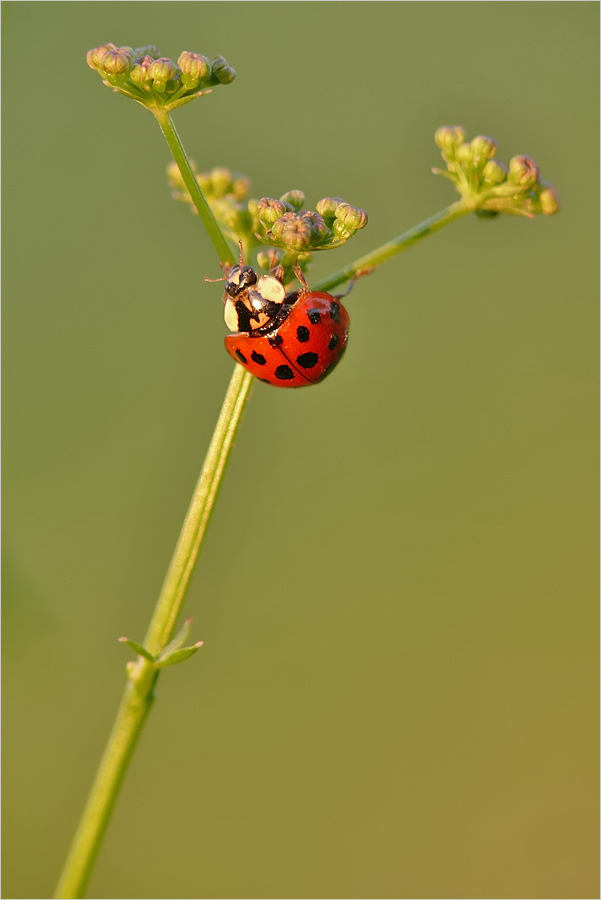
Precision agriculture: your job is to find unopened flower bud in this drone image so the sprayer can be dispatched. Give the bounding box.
[196,171,211,194]
[335,203,368,230]
[539,186,559,215]
[271,213,312,250]
[315,197,345,220]
[130,55,153,85]
[167,160,188,191]
[434,125,465,153]
[455,143,473,165]
[470,135,497,161]
[211,56,236,84]
[148,57,179,92]
[256,249,284,271]
[257,197,287,224]
[300,212,329,241]
[210,167,233,198]
[178,51,211,87]
[332,220,354,241]
[482,160,507,185]
[101,46,134,75]
[280,190,304,212]
[87,43,116,70]
[133,45,160,60]
[508,155,539,188]
[231,176,250,200]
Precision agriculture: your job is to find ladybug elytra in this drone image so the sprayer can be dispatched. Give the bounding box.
[221,262,350,387]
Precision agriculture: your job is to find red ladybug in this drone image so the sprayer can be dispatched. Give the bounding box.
[221,263,350,387]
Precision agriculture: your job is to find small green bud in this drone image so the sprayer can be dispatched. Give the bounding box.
[231,176,251,201]
[212,198,245,232]
[167,160,184,187]
[87,43,116,70]
[335,203,368,231]
[508,155,539,188]
[300,211,329,241]
[475,209,500,220]
[434,125,465,153]
[211,55,236,84]
[210,167,233,198]
[455,143,473,165]
[482,160,507,185]
[196,171,212,194]
[130,55,153,85]
[539,185,559,215]
[315,197,345,220]
[470,135,497,161]
[332,220,354,241]
[148,57,179,92]
[271,213,312,250]
[178,51,211,87]
[257,197,287,224]
[280,190,305,212]
[257,249,284,271]
[133,45,160,60]
[100,45,134,76]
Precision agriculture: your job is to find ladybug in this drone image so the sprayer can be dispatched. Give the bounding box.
[220,261,350,387]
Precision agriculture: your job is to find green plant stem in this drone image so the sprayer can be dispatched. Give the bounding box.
[153,109,236,266]
[54,364,253,899]
[313,200,470,293]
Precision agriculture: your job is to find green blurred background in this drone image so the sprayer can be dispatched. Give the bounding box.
[3,3,598,898]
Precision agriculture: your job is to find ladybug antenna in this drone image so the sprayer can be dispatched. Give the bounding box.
[238,240,245,266]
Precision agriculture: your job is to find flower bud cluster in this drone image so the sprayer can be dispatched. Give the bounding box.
[256,193,368,252]
[433,126,559,218]
[86,44,235,111]
[168,162,254,246]
[167,164,368,282]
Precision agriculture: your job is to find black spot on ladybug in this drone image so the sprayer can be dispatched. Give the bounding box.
[307,309,322,325]
[317,345,347,381]
[297,352,319,369]
[235,349,247,364]
[268,333,283,348]
[296,325,310,343]
[329,301,341,323]
[328,334,339,351]
[275,364,294,380]
[251,350,266,365]
[258,377,272,384]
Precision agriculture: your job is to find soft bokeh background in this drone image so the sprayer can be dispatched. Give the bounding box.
[3,3,598,898]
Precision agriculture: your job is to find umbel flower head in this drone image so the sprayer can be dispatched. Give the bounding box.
[86,44,235,112]
[168,163,368,282]
[433,126,559,218]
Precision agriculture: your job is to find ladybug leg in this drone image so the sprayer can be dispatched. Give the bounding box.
[204,260,230,284]
[333,266,374,300]
[293,262,310,292]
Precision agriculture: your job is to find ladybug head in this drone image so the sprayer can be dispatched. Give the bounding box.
[223,273,287,333]
[225,265,257,298]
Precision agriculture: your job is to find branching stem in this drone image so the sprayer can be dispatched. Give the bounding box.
[314,200,470,293]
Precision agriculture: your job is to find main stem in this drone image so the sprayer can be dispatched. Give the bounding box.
[54,364,253,899]
[54,145,470,896]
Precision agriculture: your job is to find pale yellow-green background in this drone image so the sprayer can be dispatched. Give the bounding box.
[2,3,598,898]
